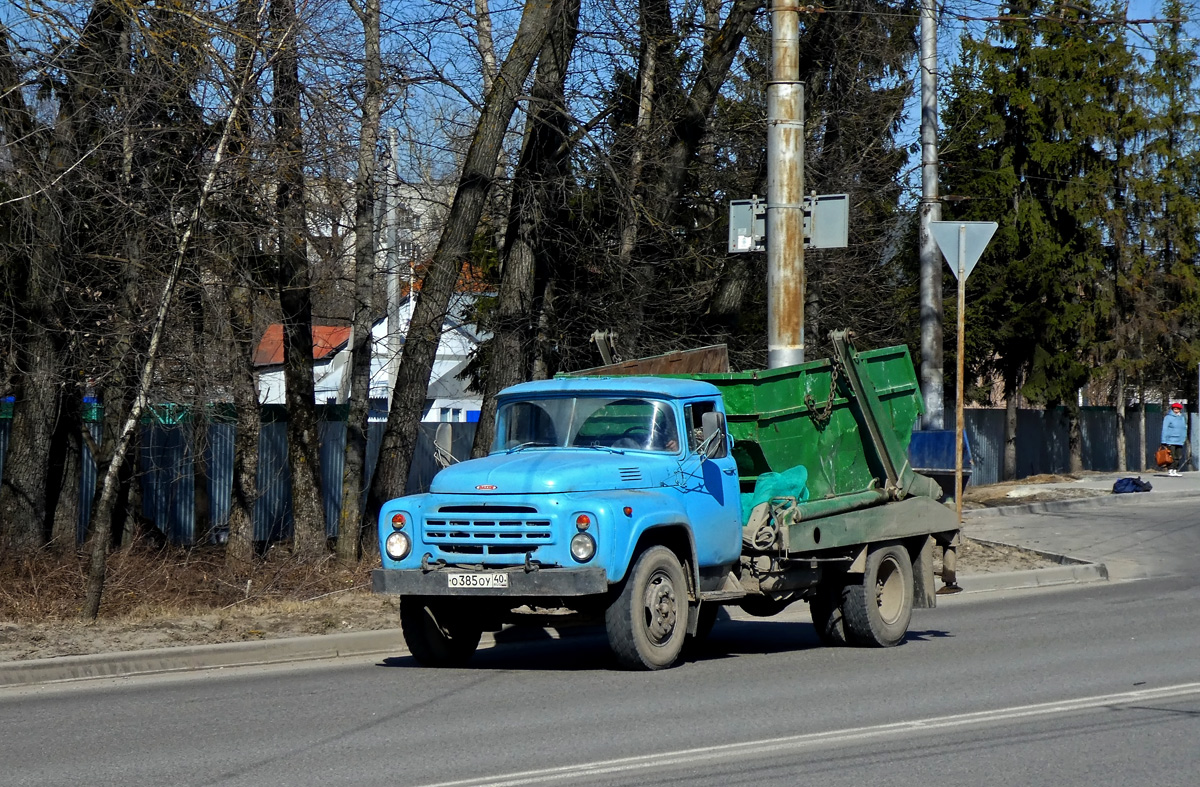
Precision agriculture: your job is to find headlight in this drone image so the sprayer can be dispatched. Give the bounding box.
[570,532,596,562]
[385,531,412,561]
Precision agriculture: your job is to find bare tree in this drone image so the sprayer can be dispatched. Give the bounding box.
[336,0,382,563]
[0,15,88,553]
[217,0,272,572]
[474,0,499,95]
[82,1,270,618]
[619,0,763,356]
[367,0,557,520]
[471,0,581,457]
[270,0,326,556]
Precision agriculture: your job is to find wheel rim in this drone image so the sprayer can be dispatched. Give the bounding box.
[875,556,904,625]
[641,568,679,647]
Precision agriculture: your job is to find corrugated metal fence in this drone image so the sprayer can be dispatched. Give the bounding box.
[959,405,1192,485]
[141,414,477,545]
[0,418,8,501]
[0,406,476,547]
[0,405,1192,546]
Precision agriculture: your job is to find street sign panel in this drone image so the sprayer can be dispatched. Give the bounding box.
[930,220,998,526]
[929,221,998,280]
[804,193,849,249]
[728,197,766,253]
[728,193,850,253]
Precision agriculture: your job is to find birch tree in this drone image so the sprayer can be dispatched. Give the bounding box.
[82,1,271,618]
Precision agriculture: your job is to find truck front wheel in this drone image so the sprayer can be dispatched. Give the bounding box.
[842,544,913,647]
[400,597,483,667]
[606,546,689,670]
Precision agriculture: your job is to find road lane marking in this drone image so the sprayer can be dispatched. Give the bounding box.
[415,681,1200,787]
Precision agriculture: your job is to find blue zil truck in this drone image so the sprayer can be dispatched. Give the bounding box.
[373,331,960,669]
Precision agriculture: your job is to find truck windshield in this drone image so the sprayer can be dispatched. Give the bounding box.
[494,396,680,453]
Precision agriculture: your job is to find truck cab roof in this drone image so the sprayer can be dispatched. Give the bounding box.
[501,375,722,401]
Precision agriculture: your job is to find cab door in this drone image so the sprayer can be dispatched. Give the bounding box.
[680,400,742,566]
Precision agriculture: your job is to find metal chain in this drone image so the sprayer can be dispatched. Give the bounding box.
[804,361,839,431]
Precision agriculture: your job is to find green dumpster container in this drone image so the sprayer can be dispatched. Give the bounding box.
[689,334,927,497]
[686,332,949,552]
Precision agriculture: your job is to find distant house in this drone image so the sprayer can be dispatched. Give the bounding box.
[253,295,485,422]
[253,323,351,406]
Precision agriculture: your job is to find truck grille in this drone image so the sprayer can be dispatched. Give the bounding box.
[423,509,554,556]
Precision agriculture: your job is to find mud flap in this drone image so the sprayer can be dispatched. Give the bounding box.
[912,535,937,609]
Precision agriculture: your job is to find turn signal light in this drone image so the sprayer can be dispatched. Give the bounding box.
[391,512,406,530]
[575,513,591,531]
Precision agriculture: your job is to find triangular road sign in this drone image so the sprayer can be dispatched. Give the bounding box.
[930,221,998,281]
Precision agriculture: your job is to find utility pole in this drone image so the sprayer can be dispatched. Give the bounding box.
[766,0,805,369]
[918,0,944,428]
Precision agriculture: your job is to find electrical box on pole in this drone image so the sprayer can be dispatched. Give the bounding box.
[727,193,849,253]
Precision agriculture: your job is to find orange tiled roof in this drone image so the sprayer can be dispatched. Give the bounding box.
[406,259,492,295]
[253,324,351,367]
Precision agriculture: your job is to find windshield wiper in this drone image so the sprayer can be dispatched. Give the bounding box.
[505,441,554,454]
[578,442,619,453]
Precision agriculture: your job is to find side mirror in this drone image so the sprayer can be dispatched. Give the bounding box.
[434,423,455,468]
[700,411,727,459]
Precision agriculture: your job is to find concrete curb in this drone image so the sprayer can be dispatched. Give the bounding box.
[2,482,1181,689]
[963,487,1200,519]
[0,624,585,689]
[956,562,1109,594]
[0,630,407,689]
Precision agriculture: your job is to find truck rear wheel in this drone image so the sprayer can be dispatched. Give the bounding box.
[400,597,483,667]
[606,546,688,670]
[842,544,913,647]
[808,584,848,646]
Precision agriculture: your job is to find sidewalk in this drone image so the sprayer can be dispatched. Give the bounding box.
[964,469,1200,583]
[5,472,1192,688]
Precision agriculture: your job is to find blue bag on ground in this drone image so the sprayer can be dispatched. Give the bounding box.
[1112,477,1152,494]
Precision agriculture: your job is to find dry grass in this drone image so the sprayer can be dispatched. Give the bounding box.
[0,541,381,624]
[0,542,397,662]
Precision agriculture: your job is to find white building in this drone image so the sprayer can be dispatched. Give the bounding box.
[253,294,485,423]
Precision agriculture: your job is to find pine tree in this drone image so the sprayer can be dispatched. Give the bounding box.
[941,0,1136,470]
[1143,0,1200,400]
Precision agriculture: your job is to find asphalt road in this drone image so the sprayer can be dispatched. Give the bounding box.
[3,499,1199,787]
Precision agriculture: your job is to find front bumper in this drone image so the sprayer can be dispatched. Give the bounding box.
[372,566,609,597]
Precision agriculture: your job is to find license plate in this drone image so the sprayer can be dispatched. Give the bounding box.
[447,573,509,589]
